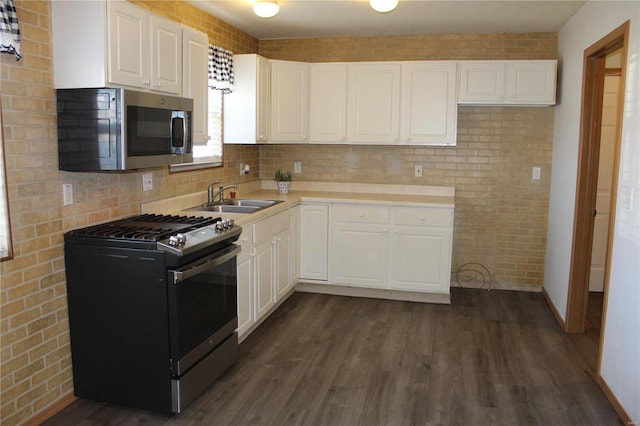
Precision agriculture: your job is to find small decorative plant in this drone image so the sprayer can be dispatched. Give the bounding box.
[273,169,293,182]
[274,169,292,194]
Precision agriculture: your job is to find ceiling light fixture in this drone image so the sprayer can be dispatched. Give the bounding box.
[253,0,280,18]
[370,0,398,13]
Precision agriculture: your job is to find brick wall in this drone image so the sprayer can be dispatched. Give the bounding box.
[259,33,556,291]
[0,2,258,425]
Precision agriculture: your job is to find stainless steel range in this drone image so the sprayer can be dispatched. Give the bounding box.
[64,214,241,414]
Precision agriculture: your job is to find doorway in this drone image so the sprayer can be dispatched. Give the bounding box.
[565,21,629,347]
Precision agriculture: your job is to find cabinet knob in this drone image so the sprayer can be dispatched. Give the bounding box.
[420,216,426,221]
[155,82,161,88]
[142,79,150,86]
[358,212,364,217]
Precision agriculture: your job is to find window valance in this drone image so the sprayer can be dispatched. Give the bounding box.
[208,45,234,93]
[0,0,21,60]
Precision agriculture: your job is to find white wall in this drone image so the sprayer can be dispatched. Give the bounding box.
[544,0,639,422]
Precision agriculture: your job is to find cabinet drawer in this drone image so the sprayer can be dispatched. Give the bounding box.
[253,210,290,243]
[392,207,452,227]
[333,204,389,224]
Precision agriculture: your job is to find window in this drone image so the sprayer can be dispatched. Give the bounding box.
[191,85,223,164]
[172,45,232,171]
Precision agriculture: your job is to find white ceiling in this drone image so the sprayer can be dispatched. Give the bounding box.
[188,0,586,40]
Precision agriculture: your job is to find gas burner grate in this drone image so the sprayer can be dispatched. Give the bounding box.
[68,214,222,242]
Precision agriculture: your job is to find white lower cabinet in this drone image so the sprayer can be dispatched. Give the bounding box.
[237,208,295,341]
[326,203,453,295]
[254,238,276,320]
[331,223,389,288]
[290,206,300,284]
[236,226,254,338]
[236,249,254,337]
[299,204,329,280]
[275,227,293,300]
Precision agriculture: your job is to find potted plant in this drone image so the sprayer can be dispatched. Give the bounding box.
[274,169,293,194]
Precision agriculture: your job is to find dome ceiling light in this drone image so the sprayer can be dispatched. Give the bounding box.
[370,0,398,13]
[253,0,279,18]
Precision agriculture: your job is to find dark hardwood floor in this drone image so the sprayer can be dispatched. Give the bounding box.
[44,289,620,425]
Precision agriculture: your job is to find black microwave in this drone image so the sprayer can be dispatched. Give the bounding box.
[56,88,193,171]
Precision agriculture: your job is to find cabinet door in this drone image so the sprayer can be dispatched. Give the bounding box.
[254,239,275,320]
[505,61,557,105]
[347,63,401,144]
[150,15,181,94]
[401,62,457,145]
[458,61,505,103]
[275,228,292,300]
[236,249,254,338]
[300,204,329,281]
[107,1,149,89]
[182,27,208,144]
[257,55,271,142]
[331,223,389,288]
[290,206,300,284]
[270,60,308,142]
[389,227,452,293]
[309,64,347,143]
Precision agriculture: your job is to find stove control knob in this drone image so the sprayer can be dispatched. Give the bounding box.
[176,233,187,244]
[215,222,225,231]
[227,219,235,228]
[168,236,179,246]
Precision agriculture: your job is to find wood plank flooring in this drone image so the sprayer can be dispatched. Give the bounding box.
[43,289,621,425]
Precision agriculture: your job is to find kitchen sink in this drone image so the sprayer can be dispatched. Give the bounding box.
[184,199,283,214]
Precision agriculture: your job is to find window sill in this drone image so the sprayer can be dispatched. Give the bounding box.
[170,159,223,173]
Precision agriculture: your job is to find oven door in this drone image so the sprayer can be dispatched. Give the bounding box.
[167,243,240,377]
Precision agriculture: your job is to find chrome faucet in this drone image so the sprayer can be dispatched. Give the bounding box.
[208,182,237,203]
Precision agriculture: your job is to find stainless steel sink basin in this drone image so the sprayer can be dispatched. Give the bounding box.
[184,199,283,214]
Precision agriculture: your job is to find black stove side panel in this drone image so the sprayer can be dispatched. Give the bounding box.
[64,242,173,413]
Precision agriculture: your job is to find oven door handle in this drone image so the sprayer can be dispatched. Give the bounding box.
[171,244,240,284]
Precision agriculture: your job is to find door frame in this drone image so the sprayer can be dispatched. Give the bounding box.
[565,21,629,334]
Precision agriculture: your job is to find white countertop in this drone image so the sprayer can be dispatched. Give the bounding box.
[141,181,455,226]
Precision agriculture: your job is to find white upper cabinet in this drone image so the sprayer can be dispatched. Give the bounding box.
[347,63,401,144]
[309,63,348,143]
[269,60,309,143]
[458,61,505,103]
[400,62,458,146]
[148,15,182,94]
[182,27,209,145]
[505,61,557,105]
[224,54,271,144]
[458,60,557,106]
[52,0,183,95]
[107,1,149,90]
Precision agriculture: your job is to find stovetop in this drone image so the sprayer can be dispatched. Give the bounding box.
[65,214,242,258]
[68,214,221,241]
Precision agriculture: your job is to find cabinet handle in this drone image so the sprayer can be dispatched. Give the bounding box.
[155,82,162,88]
[142,79,150,86]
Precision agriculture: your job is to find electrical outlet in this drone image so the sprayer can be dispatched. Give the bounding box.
[294,161,302,174]
[63,184,73,206]
[532,167,541,180]
[240,163,245,176]
[414,165,423,177]
[142,173,153,191]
